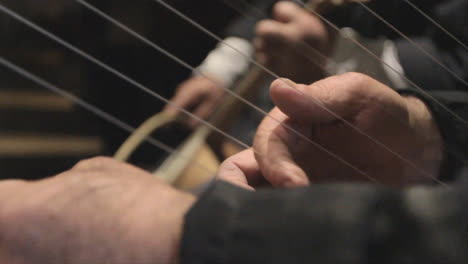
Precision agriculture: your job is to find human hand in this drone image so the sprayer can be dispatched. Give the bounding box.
[254,1,333,84]
[164,76,226,128]
[0,157,195,264]
[219,73,443,189]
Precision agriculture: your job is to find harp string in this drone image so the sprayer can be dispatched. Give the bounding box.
[152,0,453,182]
[218,0,467,93]
[0,4,250,151]
[218,0,468,86]
[402,0,468,52]
[78,0,445,184]
[216,0,382,80]
[162,0,464,175]
[216,0,467,166]
[0,2,379,183]
[72,0,385,183]
[0,56,217,177]
[0,2,454,187]
[151,0,468,141]
[217,0,334,67]
[217,0,344,79]
[353,1,468,88]
[293,1,468,127]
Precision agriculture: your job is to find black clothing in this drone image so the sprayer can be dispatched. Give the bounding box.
[180,3,468,261]
[180,81,468,264]
[181,178,468,264]
[225,0,468,92]
[399,89,468,181]
[224,0,277,40]
[332,0,468,93]
[225,0,468,179]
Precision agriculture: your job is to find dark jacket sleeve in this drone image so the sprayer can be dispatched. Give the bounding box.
[398,88,468,181]
[224,0,467,91]
[224,0,277,40]
[180,84,468,264]
[181,178,468,264]
[330,0,468,92]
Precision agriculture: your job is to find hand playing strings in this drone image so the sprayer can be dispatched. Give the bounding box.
[165,1,334,128]
[219,73,443,189]
[164,75,226,128]
[254,1,333,84]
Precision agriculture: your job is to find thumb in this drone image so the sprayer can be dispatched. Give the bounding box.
[270,74,366,124]
[272,1,301,23]
[218,149,262,191]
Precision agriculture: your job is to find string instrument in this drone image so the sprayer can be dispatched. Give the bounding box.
[114,0,370,189]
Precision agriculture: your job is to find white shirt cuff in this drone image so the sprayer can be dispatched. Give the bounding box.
[327,28,408,89]
[194,37,253,87]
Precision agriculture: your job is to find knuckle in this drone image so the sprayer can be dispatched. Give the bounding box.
[220,155,237,168]
[341,72,372,86]
[270,162,307,187]
[273,1,296,15]
[73,156,116,171]
[219,160,235,177]
[310,80,335,103]
[272,4,285,18]
[255,20,274,36]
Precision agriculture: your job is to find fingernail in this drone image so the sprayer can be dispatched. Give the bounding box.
[272,78,294,90]
[280,78,295,86]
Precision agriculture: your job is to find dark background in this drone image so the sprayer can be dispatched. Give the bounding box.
[0,0,239,179]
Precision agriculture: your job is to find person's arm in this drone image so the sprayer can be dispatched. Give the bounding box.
[328,0,441,37]
[224,0,277,41]
[164,0,277,124]
[194,37,254,87]
[328,0,468,91]
[395,0,467,92]
[194,0,276,86]
[398,88,468,181]
[0,157,196,264]
[181,179,468,264]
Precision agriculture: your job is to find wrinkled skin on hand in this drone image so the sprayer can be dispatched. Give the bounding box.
[219,73,443,189]
[165,76,226,128]
[0,157,194,264]
[254,1,333,84]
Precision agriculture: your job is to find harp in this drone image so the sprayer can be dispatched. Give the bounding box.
[0,0,463,187]
[114,0,370,189]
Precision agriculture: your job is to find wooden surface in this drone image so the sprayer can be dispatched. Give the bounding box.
[0,134,103,156]
[0,90,74,111]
